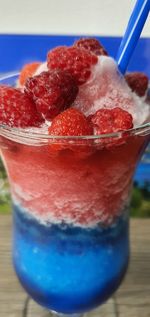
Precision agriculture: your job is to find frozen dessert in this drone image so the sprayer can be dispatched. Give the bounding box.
[0,37,149,313]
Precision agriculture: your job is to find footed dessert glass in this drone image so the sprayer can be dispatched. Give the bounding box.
[0,74,150,316]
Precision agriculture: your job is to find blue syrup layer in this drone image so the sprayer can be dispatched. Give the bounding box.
[13,204,129,314]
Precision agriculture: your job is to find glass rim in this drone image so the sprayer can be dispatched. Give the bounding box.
[0,72,150,142]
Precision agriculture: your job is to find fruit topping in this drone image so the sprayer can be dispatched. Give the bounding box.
[19,62,41,86]
[74,37,108,56]
[47,46,98,85]
[125,72,148,97]
[0,86,44,127]
[25,70,78,120]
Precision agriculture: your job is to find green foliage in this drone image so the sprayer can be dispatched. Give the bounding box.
[130,186,150,217]
[0,158,7,178]
[0,158,11,213]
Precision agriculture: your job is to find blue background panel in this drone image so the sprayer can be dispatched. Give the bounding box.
[0,34,150,77]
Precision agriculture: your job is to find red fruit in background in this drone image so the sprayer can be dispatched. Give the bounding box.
[74,37,108,56]
[47,46,98,85]
[19,62,41,86]
[25,70,79,120]
[0,86,44,128]
[125,72,148,97]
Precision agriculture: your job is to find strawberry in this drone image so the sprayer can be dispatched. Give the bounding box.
[125,72,148,97]
[25,70,78,120]
[0,86,44,127]
[74,37,108,56]
[47,46,98,85]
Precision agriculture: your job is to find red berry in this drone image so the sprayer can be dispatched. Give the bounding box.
[19,62,41,86]
[90,107,133,135]
[48,108,93,154]
[49,108,93,136]
[74,38,108,56]
[47,46,98,85]
[125,72,148,97]
[0,86,44,128]
[25,70,78,120]
[89,107,133,148]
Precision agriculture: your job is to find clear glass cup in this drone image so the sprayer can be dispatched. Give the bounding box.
[0,74,150,317]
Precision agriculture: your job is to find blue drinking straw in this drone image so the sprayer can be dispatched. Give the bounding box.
[116,0,150,74]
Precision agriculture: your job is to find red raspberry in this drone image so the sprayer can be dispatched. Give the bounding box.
[74,38,108,56]
[25,70,78,120]
[48,108,93,154]
[90,107,133,135]
[47,46,98,85]
[49,108,93,136]
[0,86,44,128]
[125,72,148,97]
[19,62,41,86]
[89,107,133,148]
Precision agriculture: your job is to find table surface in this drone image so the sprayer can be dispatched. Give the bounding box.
[0,215,150,317]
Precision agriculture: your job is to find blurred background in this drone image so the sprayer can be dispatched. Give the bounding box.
[0,0,149,36]
[0,0,149,216]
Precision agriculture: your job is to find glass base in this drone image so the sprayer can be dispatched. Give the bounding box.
[48,312,83,317]
[24,295,116,316]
